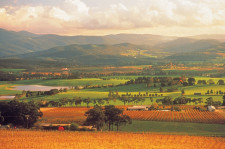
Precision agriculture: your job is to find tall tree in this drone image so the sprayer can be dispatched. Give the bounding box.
[188,78,196,86]
[104,105,131,131]
[205,97,214,106]
[114,115,132,131]
[218,80,225,85]
[74,97,82,107]
[0,100,42,128]
[84,105,105,131]
[83,98,91,107]
[223,95,225,106]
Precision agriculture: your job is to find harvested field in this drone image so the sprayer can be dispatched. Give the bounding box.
[0,130,224,149]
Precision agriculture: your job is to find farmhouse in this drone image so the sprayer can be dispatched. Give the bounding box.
[208,106,216,112]
[127,106,148,111]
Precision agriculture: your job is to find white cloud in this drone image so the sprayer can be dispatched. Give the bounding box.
[49,7,72,21]
[65,0,89,15]
[1,0,225,35]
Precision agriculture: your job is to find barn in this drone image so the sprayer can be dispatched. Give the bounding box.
[127,106,148,111]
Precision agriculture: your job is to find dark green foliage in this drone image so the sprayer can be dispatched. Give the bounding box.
[173,96,189,105]
[104,105,124,131]
[70,123,79,131]
[0,100,42,128]
[81,105,132,131]
[223,95,225,106]
[218,80,225,85]
[160,96,173,105]
[83,98,92,107]
[74,97,82,106]
[188,77,196,85]
[171,106,181,111]
[205,97,214,106]
[84,105,105,131]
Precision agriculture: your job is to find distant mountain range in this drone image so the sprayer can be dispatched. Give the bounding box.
[0,28,225,65]
[0,28,175,57]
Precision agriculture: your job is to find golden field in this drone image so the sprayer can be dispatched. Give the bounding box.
[0,129,225,149]
[39,107,225,124]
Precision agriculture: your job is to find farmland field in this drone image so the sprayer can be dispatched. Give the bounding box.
[39,107,89,125]
[38,107,225,136]
[120,120,225,136]
[0,130,224,149]
[0,84,22,95]
[14,78,129,86]
[124,110,225,124]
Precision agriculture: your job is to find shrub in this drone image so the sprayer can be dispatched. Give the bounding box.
[70,123,79,131]
[171,106,181,111]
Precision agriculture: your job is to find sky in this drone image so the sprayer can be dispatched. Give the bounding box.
[0,0,225,36]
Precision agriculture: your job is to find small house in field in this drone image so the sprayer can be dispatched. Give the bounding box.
[127,106,148,111]
[208,106,216,112]
[194,93,201,95]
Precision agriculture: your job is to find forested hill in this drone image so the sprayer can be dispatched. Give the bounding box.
[166,42,225,61]
[0,28,175,57]
[13,43,154,65]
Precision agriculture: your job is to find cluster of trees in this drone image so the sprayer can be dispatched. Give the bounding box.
[205,97,222,107]
[123,76,221,88]
[156,96,202,105]
[155,96,223,107]
[84,105,131,131]
[205,89,225,95]
[37,97,103,107]
[25,88,67,98]
[125,76,186,87]
[0,70,83,81]
[197,79,225,85]
[0,71,19,81]
[0,100,42,128]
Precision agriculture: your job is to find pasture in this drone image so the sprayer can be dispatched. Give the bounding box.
[0,84,21,95]
[0,68,26,72]
[121,120,225,136]
[0,77,225,106]
[14,78,128,86]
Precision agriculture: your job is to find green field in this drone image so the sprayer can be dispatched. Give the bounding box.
[14,78,128,86]
[118,120,225,137]
[0,77,225,106]
[0,84,22,95]
[0,68,26,72]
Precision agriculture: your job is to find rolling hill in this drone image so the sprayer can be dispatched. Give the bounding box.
[1,28,225,66]
[154,38,220,53]
[166,42,225,61]
[14,43,155,65]
[0,28,176,57]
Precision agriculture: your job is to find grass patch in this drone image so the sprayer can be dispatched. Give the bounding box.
[0,84,21,95]
[119,120,225,137]
[14,78,128,86]
[0,68,26,72]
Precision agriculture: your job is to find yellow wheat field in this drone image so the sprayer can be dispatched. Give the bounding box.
[0,129,225,149]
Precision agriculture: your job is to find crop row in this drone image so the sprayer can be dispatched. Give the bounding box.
[124,110,225,124]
